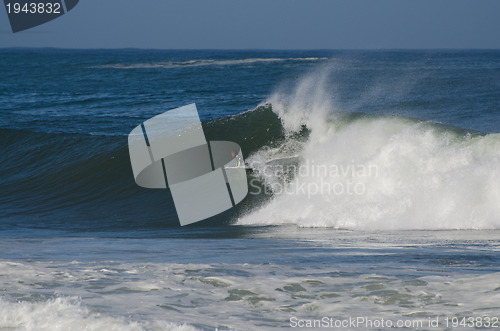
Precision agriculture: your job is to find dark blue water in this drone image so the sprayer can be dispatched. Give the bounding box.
[1,49,499,234]
[0,49,499,330]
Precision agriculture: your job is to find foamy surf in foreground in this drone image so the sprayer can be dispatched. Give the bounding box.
[239,69,500,229]
[0,231,499,330]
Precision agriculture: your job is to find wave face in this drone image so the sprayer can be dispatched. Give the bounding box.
[3,72,500,231]
[238,69,500,229]
[0,106,285,231]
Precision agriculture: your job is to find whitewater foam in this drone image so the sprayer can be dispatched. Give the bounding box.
[239,68,500,229]
[1,249,499,331]
[94,57,327,69]
[0,297,198,331]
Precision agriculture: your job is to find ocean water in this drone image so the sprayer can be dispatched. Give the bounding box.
[0,49,500,330]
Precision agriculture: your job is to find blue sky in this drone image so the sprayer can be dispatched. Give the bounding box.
[1,0,500,49]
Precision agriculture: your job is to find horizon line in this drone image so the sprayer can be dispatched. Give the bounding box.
[1,47,500,52]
